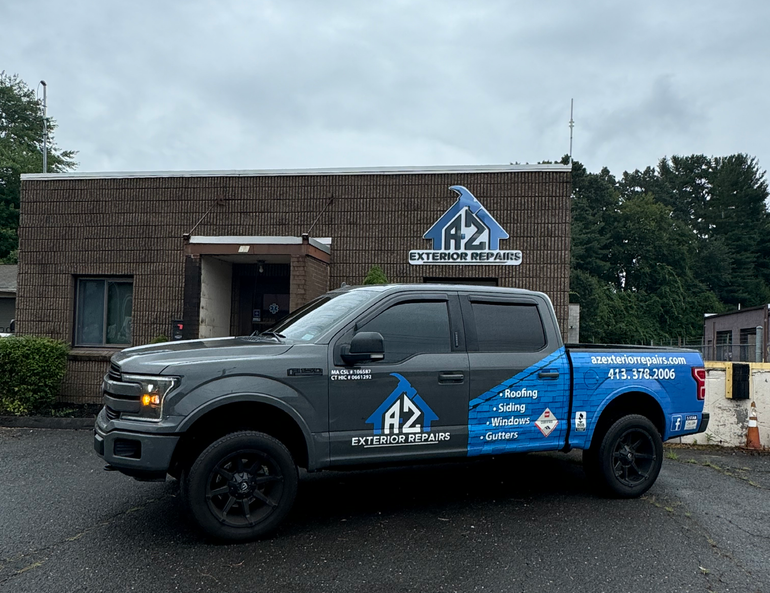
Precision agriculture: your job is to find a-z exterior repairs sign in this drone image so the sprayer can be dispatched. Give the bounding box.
[408,185,522,265]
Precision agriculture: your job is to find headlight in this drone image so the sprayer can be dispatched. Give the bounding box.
[121,374,179,422]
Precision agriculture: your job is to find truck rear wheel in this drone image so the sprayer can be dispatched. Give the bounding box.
[587,414,662,498]
[183,431,298,541]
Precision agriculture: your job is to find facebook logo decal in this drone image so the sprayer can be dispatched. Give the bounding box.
[671,415,683,432]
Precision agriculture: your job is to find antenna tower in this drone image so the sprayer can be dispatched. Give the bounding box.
[569,99,575,165]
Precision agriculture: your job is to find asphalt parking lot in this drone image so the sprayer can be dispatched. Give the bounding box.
[0,427,768,593]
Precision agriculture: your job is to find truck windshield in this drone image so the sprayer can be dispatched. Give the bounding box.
[264,288,383,342]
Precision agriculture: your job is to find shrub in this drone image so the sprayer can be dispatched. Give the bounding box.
[362,265,388,285]
[0,336,69,416]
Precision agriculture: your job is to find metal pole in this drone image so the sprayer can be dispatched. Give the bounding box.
[40,80,47,173]
[569,99,575,165]
[756,326,763,363]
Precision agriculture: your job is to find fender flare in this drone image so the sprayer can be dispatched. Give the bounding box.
[585,385,670,446]
[176,392,317,467]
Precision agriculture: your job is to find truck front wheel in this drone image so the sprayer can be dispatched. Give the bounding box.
[183,431,298,541]
[586,414,663,498]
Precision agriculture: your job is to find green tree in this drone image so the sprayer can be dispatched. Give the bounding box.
[0,72,76,261]
[618,154,770,308]
[706,154,770,306]
[621,155,712,235]
[611,193,693,293]
[569,160,619,284]
[569,155,734,344]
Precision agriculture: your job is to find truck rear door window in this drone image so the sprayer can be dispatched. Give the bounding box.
[360,301,451,362]
[471,302,546,352]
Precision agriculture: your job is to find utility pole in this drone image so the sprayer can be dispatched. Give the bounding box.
[40,80,47,173]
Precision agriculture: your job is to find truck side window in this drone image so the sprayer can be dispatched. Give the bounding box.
[359,301,451,362]
[471,302,546,352]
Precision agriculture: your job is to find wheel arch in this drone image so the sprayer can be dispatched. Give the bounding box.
[170,395,314,475]
[586,390,666,450]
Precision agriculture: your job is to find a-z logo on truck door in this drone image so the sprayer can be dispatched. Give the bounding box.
[351,373,451,448]
[408,185,523,265]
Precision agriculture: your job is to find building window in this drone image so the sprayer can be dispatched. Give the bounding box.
[715,330,732,361]
[739,328,757,362]
[75,278,133,346]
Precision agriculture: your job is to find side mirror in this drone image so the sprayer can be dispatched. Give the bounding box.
[340,331,385,364]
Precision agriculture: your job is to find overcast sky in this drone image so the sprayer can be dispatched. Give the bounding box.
[3,0,769,177]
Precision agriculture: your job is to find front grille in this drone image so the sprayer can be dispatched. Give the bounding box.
[108,363,121,382]
[105,406,120,421]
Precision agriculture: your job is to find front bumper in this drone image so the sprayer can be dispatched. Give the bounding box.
[94,417,180,481]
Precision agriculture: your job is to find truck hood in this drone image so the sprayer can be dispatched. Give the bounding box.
[112,337,293,374]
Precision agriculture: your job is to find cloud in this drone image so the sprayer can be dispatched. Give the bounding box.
[582,75,704,169]
[2,0,769,177]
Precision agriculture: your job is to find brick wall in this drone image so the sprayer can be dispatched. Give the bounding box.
[306,256,331,300]
[288,255,307,312]
[19,168,571,403]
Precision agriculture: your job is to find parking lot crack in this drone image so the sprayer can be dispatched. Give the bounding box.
[0,492,174,587]
[644,489,763,589]
[670,456,770,491]
[718,515,770,541]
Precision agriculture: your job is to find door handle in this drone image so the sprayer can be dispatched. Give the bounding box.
[538,371,560,379]
[438,372,465,384]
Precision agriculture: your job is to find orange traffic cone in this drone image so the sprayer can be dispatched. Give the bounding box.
[746,401,761,450]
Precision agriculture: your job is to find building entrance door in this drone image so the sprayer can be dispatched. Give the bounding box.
[231,263,290,335]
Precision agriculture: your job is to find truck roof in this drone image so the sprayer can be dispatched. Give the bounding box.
[336,283,549,299]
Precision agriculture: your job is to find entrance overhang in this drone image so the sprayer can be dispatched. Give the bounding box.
[184,235,331,263]
[183,236,332,339]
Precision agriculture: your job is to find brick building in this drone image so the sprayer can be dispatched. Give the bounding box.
[18,164,572,403]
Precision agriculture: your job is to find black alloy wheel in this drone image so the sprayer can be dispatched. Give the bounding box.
[184,431,298,541]
[610,427,657,488]
[594,414,663,498]
[206,449,284,527]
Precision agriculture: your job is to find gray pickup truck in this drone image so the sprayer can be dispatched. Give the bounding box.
[95,284,708,541]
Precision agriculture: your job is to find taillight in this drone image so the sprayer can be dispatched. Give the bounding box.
[692,367,706,400]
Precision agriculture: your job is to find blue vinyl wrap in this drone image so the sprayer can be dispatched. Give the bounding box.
[467,348,705,456]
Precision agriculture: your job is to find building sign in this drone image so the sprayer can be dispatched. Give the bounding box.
[408,185,522,266]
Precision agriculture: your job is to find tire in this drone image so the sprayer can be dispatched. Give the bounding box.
[590,415,663,498]
[183,431,298,541]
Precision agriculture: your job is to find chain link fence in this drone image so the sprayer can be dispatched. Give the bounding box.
[647,338,765,362]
